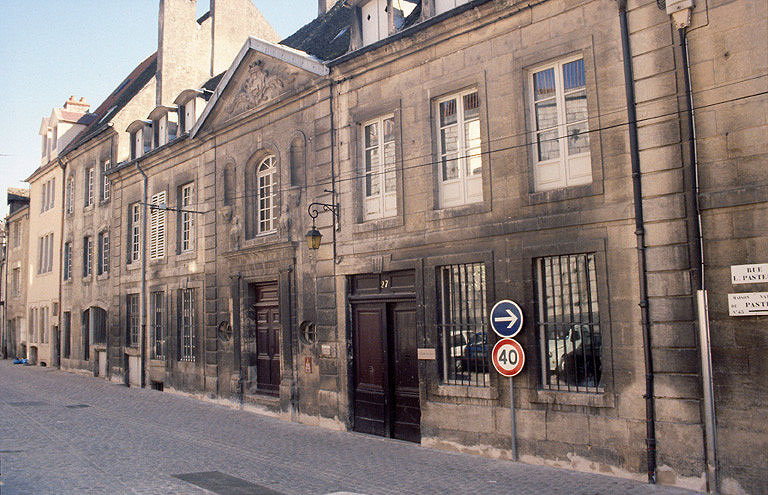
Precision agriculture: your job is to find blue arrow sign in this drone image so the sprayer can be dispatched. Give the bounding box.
[490,300,524,338]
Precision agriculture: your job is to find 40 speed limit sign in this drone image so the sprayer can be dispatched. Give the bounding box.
[491,338,525,377]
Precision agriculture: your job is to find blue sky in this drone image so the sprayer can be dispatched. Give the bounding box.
[0,1,317,218]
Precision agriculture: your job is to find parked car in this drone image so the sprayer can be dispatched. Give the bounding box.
[461,331,489,373]
[547,324,601,386]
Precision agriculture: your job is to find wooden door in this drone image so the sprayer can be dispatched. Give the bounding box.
[249,283,280,396]
[352,304,388,437]
[389,302,420,442]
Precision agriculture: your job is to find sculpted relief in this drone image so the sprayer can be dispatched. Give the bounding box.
[226,59,294,116]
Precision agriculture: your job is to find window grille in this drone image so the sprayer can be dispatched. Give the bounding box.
[437,262,489,386]
[179,288,195,362]
[151,291,165,359]
[127,293,140,347]
[535,253,602,393]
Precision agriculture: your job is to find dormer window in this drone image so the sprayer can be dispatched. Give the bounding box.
[434,0,471,16]
[361,0,388,46]
[127,120,152,159]
[174,90,203,134]
[148,106,179,149]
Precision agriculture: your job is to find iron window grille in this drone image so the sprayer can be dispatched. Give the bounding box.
[437,262,489,387]
[151,291,165,359]
[535,253,602,393]
[127,293,140,348]
[179,288,195,362]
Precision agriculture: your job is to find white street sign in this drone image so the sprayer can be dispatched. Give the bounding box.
[728,292,768,316]
[731,264,768,284]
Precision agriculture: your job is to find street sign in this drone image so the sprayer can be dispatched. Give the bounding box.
[491,338,525,377]
[490,300,524,338]
[731,264,768,284]
[728,292,768,316]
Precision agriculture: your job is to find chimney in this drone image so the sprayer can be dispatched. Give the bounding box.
[318,0,334,16]
[63,96,90,113]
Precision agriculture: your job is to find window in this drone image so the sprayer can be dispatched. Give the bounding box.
[437,262,489,386]
[129,203,141,264]
[40,306,48,344]
[150,191,167,259]
[143,125,152,153]
[52,126,58,151]
[83,236,93,277]
[361,0,388,46]
[127,294,140,347]
[247,155,277,238]
[179,183,194,252]
[82,308,90,361]
[101,160,110,201]
[12,221,21,248]
[179,288,196,362]
[530,57,591,191]
[436,89,482,207]
[97,231,109,275]
[151,292,165,359]
[40,178,55,213]
[435,0,471,15]
[66,176,74,214]
[38,233,53,274]
[362,115,397,220]
[85,167,94,207]
[153,119,161,148]
[130,131,139,160]
[62,312,71,359]
[535,253,602,392]
[11,267,20,296]
[178,103,186,134]
[63,242,72,281]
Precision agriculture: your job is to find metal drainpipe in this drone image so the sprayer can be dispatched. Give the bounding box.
[678,26,719,493]
[56,157,68,369]
[618,0,657,483]
[136,162,148,389]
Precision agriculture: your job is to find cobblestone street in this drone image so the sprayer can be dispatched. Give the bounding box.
[0,361,698,495]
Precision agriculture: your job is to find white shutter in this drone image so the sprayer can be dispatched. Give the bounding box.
[150,191,166,259]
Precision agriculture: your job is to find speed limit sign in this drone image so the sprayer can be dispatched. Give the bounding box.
[491,338,525,377]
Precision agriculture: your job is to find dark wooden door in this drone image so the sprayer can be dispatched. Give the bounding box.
[352,300,420,442]
[251,283,280,396]
[389,302,420,442]
[352,304,388,437]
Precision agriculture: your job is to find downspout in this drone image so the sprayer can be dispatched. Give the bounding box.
[56,157,68,369]
[136,162,148,389]
[618,0,657,483]
[678,24,719,493]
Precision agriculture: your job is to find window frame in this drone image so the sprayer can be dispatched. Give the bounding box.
[66,176,75,214]
[434,88,483,208]
[97,231,109,276]
[178,288,196,362]
[63,241,72,281]
[179,182,194,253]
[361,114,397,221]
[127,293,140,348]
[129,203,141,264]
[101,160,111,202]
[528,55,592,192]
[151,291,165,360]
[149,191,167,260]
[83,236,93,278]
[85,167,94,207]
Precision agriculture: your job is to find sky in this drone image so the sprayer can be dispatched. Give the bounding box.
[0,0,318,219]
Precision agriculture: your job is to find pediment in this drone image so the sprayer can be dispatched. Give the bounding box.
[193,38,328,136]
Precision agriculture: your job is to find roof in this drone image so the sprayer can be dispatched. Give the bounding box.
[7,188,29,200]
[60,52,158,156]
[280,1,353,61]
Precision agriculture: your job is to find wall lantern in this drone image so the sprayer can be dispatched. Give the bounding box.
[305,201,339,251]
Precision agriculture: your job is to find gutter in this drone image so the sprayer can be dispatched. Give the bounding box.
[618,0,657,483]
[55,157,68,370]
[135,162,148,389]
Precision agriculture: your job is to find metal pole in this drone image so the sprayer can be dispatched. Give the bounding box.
[136,163,148,389]
[510,377,518,461]
[697,290,719,493]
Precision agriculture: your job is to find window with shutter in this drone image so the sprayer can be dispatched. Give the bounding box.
[150,191,167,260]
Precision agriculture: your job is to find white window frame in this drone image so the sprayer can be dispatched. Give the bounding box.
[130,203,141,263]
[256,156,277,235]
[98,231,109,275]
[180,183,194,252]
[435,88,483,208]
[362,115,397,221]
[529,56,592,191]
[85,167,94,207]
[150,191,167,260]
[84,236,93,277]
[63,242,72,281]
[361,0,389,46]
[101,160,110,201]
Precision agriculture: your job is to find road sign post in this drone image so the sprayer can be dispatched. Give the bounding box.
[490,300,523,338]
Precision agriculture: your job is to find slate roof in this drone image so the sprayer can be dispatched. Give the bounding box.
[280,1,353,61]
[61,52,158,156]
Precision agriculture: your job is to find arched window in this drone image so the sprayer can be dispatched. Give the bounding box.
[248,155,278,236]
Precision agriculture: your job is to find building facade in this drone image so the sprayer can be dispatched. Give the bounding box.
[3,189,31,359]
[10,0,767,493]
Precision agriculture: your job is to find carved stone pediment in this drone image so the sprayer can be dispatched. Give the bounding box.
[226,58,295,116]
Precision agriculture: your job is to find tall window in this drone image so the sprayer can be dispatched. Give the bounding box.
[257,156,277,235]
[62,312,71,359]
[12,221,21,248]
[83,236,93,277]
[85,167,94,207]
[150,191,166,260]
[63,242,72,281]
[437,262,488,386]
[535,253,602,392]
[362,115,396,220]
[40,178,55,213]
[436,89,482,207]
[151,291,165,359]
[127,294,140,347]
[11,267,20,296]
[101,160,110,201]
[38,233,53,274]
[66,176,74,214]
[129,203,141,264]
[530,57,591,191]
[40,306,48,344]
[179,183,194,252]
[97,232,109,275]
[179,288,196,362]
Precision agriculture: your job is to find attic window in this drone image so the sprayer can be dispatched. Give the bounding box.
[98,106,118,125]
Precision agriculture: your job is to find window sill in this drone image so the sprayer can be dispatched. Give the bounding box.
[83,204,95,212]
[124,346,141,357]
[82,275,93,284]
[426,200,490,222]
[241,231,281,250]
[126,262,141,271]
[435,383,497,400]
[353,215,402,234]
[527,182,601,205]
[96,272,109,282]
[149,257,168,267]
[177,250,197,261]
[531,388,615,408]
[99,198,110,207]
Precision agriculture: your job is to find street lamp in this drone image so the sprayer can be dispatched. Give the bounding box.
[305,202,339,251]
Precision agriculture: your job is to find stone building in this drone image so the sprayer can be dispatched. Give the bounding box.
[3,189,31,359]
[57,0,278,377]
[12,0,766,493]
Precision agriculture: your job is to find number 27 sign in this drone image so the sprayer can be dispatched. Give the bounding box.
[491,338,525,377]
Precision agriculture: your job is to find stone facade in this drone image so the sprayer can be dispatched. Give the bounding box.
[3,191,30,359]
